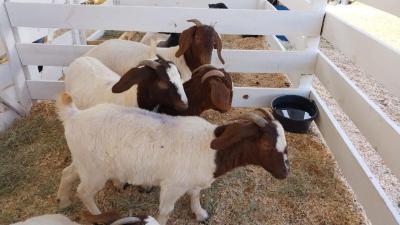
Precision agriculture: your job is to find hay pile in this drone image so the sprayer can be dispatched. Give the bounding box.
[0,36,370,225]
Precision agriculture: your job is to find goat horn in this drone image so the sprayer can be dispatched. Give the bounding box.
[232,113,267,128]
[191,64,215,75]
[110,217,141,225]
[255,108,275,121]
[201,70,225,83]
[187,19,203,26]
[138,60,160,70]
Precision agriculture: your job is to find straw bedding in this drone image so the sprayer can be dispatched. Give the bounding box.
[0,35,370,224]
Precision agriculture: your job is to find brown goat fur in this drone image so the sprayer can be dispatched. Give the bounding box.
[211,113,289,179]
[157,65,232,116]
[112,55,187,113]
[175,19,225,71]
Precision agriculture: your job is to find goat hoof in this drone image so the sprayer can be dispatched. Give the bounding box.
[195,209,209,221]
[138,186,154,193]
[58,198,72,209]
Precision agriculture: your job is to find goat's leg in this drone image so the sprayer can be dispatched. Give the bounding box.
[157,185,186,225]
[57,164,79,209]
[188,188,209,221]
[76,178,106,215]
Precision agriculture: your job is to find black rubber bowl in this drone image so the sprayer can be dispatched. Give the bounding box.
[271,95,319,133]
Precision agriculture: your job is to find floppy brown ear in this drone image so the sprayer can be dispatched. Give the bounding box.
[175,26,196,57]
[211,123,257,150]
[112,67,152,93]
[213,32,225,64]
[209,79,231,112]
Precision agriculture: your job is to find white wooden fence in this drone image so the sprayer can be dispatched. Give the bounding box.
[0,0,399,224]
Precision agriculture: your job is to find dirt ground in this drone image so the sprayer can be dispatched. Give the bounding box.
[0,34,371,225]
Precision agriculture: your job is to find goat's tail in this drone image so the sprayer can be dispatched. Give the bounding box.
[57,92,78,122]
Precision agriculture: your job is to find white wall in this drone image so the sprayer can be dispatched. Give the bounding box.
[0,39,5,55]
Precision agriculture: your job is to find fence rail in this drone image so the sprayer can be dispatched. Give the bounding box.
[6,2,324,36]
[323,8,400,97]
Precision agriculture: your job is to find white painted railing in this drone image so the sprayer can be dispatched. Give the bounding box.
[0,0,400,224]
[323,7,400,98]
[357,0,400,17]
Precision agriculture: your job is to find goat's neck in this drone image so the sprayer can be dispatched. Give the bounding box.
[183,80,208,115]
[213,140,259,178]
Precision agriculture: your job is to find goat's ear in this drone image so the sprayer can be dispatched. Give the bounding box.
[175,26,196,57]
[209,79,231,112]
[112,67,152,93]
[211,123,257,150]
[213,32,225,64]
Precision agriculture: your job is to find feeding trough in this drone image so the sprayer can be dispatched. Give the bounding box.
[271,95,318,133]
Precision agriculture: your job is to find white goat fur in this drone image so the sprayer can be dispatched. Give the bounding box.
[11,214,160,225]
[11,214,79,225]
[85,39,192,82]
[65,56,138,109]
[140,32,170,46]
[57,97,217,225]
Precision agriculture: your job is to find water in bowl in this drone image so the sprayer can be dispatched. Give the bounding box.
[276,108,312,120]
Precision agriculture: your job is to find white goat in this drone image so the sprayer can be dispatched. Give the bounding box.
[56,93,289,225]
[11,214,159,225]
[85,39,192,82]
[11,214,79,225]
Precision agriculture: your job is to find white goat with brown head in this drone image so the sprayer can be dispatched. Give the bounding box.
[57,92,289,225]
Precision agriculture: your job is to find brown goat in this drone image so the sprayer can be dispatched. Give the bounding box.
[175,19,225,71]
[158,64,232,116]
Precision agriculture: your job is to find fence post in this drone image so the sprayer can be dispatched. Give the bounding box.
[0,0,32,115]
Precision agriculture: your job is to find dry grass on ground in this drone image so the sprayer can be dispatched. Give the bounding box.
[0,36,369,225]
[0,103,368,225]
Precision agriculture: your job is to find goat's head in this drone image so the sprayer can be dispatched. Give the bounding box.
[84,210,160,225]
[112,55,188,112]
[211,109,289,179]
[175,19,225,71]
[185,64,232,114]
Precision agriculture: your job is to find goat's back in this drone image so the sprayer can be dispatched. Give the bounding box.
[64,104,217,186]
[65,56,136,109]
[85,39,151,75]
[11,214,79,225]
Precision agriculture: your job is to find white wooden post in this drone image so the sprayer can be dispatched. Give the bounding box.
[297,0,327,91]
[69,0,87,45]
[0,0,32,115]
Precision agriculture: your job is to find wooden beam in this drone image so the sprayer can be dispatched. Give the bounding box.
[17,43,317,74]
[6,2,324,36]
[316,51,400,179]
[0,0,31,115]
[323,10,400,97]
[357,0,400,17]
[311,89,400,225]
